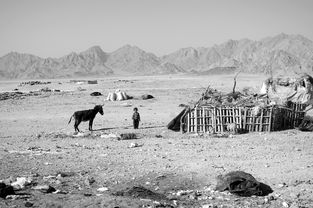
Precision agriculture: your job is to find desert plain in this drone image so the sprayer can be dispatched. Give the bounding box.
[0,74,312,208]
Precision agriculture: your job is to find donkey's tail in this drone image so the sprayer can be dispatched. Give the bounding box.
[68,115,73,124]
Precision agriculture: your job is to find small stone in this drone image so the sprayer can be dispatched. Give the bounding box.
[32,185,56,193]
[282,201,289,207]
[202,204,217,208]
[85,176,96,186]
[11,177,32,190]
[129,143,139,148]
[277,183,287,188]
[57,171,75,177]
[25,202,34,207]
[97,187,109,192]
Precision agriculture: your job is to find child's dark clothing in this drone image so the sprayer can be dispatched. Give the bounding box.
[132,111,140,129]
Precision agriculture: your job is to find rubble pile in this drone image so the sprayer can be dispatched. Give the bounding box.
[19,81,51,86]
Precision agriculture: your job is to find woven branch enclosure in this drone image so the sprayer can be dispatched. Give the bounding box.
[181,103,306,133]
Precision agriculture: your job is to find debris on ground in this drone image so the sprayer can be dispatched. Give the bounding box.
[11,177,33,190]
[84,176,96,186]
[100,133,120,139]
[113,186,167,201]
[32,185,56,193]
[40,87,52,92]
[129,142,140,148]
[97,187,109,192]
[141,94,154,100]
[119,133,138,140]
[90,92,102,96]
[215,171,272,197]
[57,171,76,177]
[19,81,51,86]
[0,183,15,198]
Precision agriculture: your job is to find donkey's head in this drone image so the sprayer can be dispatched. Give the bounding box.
[94,105,104,115]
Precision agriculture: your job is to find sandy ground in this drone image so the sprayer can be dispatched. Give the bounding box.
[0,74,312,208]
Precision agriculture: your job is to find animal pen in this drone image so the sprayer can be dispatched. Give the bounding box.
[180,103,306,133]
[168,74,313,134]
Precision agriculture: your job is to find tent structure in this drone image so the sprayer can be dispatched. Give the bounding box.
[106,89,129,101]
[259,74,313,106]
[167,108,189,131]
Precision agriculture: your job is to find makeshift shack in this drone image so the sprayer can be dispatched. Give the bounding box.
[168,74,313,133]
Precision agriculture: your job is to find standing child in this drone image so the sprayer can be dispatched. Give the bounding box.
[132,107,140,129]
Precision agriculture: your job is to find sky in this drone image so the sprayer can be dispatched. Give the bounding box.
[0,0,312,58]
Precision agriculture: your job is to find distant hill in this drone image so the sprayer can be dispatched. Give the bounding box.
[162,34,313,75]
[1,33,313,79]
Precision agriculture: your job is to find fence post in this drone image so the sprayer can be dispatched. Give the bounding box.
[195,106,198,133]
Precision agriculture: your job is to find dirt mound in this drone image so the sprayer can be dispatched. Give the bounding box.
[113,186,167,201]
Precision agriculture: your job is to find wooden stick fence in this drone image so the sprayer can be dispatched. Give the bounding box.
[182,103,306,133]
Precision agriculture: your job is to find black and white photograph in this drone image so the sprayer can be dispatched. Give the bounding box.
[0,0,313,207]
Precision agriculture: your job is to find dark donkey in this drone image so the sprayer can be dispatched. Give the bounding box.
[68,105,104,132]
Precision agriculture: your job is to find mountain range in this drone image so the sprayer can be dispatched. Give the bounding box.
[1,33,313,79]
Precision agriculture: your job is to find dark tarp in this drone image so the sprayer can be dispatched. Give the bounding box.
[167,109,187,131]
[298,117,313,131]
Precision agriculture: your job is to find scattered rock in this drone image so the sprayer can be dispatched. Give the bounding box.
[11,177,32,190]
[282,201,289,207]
[84,176,96,186]
[32,185,56,193]
[90,92,102,96]
[100,133,120,139]
[25,202,34,207]
[129,143,139,148]
[40,87,52,92]
[176,190,193,196]
[141,94,154,100]
[97,187,109,192]
[277,183,287,188]
[6,194,30,200]
[57,171,75,177]
[119,133,138,140]
[202,204,217,208]
[113,186,167,201]
[53,189,68,194]
[19,81,51,86]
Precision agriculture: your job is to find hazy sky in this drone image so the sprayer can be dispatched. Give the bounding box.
[0,0,312,58]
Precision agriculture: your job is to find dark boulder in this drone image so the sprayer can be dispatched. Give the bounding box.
[141,94,154,100]
[0,182,15,198]
[90,92,102,96]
